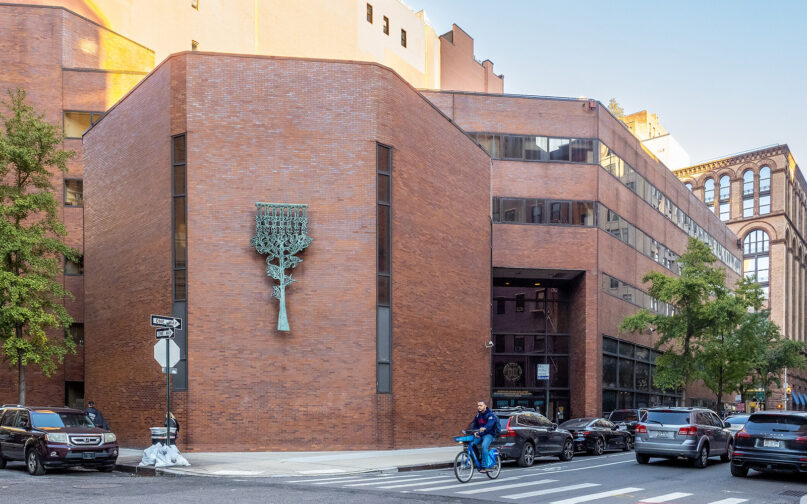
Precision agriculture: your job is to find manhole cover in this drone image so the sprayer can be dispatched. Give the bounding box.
[71,484,122,489]
[780,490,807,497]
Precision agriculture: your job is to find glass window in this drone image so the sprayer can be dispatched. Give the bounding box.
[719,175,730,201]
[720,201,730,221]
[759,166,771,193]
[503,135,524,160]
[549,201,570,224]
[382,16,389,34]
[501,198,525,223]
[646,410,690,424]
[528,200,544,224]
[63,111,92,138]
[66,323,84,346]
[64,179,83,206]
[172,135,186,164]
[174,197,186,268]
[366,3,372,22]
[377,276,390,306]
[173,164,186,195]
[743,170,754,196]
[65,256,83,275]
[524,136,548,161]
[377,204,390,273]
[603,337,618,354]
[704,178,715,204]
[173,269,186,301]
[570,139,594,163]
[400,29,406,47]
[618,359,633,388]
[572,202,595,226]
[377,173,390,204]
[548,138,570,161]
[685,183,692,191]
[743,198,754,218]
[0,410,17,427]
[31,412,93,428]
[760,194,770,215]
[476,135,500,158]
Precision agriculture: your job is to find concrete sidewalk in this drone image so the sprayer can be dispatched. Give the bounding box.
[116,446,458,477]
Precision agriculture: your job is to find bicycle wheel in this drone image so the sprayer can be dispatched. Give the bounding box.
[453,451,474,483]
[485,454,502,479]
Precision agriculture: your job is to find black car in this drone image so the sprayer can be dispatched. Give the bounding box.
[731,411,807,477]
[608,409,647,439]
[560,417,633,455]
[489,408,574,467]
[0,406,119,475]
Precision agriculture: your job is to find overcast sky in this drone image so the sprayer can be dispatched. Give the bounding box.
[405,0,807,170]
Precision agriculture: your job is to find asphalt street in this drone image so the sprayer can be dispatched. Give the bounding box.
[2,451,807,503]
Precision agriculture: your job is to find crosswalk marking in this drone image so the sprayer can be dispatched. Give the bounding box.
[288,475,381,483]
[312,474,419,485]
[373,476,455,489]
[457,478,557,495]
[415,476,523,492]
[706,499,748,504]
[639,492,692,504]
[549,487,644,504]
[503,483,601,499]
[640,493,694,503]
[336,475,426,487]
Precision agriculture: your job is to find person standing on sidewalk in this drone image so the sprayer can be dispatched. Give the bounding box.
[469,400,499,471]
[84,401,110,430]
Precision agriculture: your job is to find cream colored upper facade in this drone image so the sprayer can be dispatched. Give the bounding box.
[624,110,691,170]
[15,0,502,92]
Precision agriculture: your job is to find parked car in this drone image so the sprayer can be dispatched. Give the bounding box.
[608,408,647,439]
[0,406,119,475]
[634,407,733,468]
[487,408,574,467]
[731,411,807,477]
[723,414,751,435]
[560,417,633,455]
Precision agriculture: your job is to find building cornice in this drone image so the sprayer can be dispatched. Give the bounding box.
[674,145,789,177]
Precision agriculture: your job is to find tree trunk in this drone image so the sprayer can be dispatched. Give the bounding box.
[17,338,26,405]
[681,327,692,405]
[716,367,724,409]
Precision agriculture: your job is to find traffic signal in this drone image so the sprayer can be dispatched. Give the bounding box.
[777,403,783,409]
[787,386,792,394]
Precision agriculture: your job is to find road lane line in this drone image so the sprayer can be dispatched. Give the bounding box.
[457,478,557,495]
[549,487,644,504]
[641,493,694,503]
[503,483,601,499]
[415,476,523,492]
[706,499,748,504]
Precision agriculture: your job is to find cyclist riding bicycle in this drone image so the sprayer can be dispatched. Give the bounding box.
[468,400,500,472]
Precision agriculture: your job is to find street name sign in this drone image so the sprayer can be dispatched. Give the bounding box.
[150,314,182,330]
[155,328,175,340]
[154,339,180,367]
[537,364,550,380]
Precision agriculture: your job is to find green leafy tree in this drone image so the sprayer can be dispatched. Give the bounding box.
[608,98,625,121]
[0,89,79,404]
[620,238,726,403]
[746,309,805,403]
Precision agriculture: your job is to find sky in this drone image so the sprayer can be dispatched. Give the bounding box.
[404,0,807,169]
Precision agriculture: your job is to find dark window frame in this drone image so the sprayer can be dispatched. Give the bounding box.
[63,110,103,139]
[65,323,84,346]
[400,28,406,47]
[64,255,84,276]
[366,3,372,23]
[377,143,392,394]
[171,133,188,391]
[63,178,83,207]
[382,16,389,35]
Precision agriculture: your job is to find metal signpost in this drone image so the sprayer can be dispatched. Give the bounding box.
[151,314,182,446]
[537,364,550,417]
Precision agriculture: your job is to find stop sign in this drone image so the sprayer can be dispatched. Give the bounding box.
[154,339,180,367]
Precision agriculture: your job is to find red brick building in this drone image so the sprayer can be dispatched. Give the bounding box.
[82,53,492,450]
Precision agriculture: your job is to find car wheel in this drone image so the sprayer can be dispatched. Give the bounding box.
[730,462,748,477]
[588,437,604,456]
[517,442,535,467]
[692,444,709,468]
[26,448,45,476]
[623,436,633,451]
[98,464,115,473]
[721,442,732,463]
[0,451,7,469]
[558,439,574,461]
[635,452,650,464]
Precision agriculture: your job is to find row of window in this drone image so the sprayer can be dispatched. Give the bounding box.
[599,143,742,274]
[473,133,597,164]
[492,198,681,275]
[601,273,674,317]
[366,4,407,47]
[691,167,772,221]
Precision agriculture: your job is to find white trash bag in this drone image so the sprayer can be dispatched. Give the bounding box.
[139,443,190,468]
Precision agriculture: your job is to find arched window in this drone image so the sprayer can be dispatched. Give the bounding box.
[685,182,692,192]
[743,230,770,300]
[704,178,715,213]
[719,175,731,221]
[759,166,771,215]
[742,170,754,218]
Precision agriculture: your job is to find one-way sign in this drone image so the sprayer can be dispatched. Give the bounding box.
[150,314,182,330]
[155,327,175,339]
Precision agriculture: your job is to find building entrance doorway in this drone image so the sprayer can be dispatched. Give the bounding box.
[65,381,84,410]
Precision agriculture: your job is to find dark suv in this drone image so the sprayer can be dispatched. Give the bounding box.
[0,406,119,475]
[731,411,807,477]
[489,408,574,466]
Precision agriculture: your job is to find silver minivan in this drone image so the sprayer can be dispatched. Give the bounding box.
[634,407,732,468]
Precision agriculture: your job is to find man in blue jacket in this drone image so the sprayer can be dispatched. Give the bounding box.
[469,400,499,471]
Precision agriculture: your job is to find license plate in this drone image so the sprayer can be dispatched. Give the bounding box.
[649,431,673,439]
[763,439,780,448]
[82,452,96,460]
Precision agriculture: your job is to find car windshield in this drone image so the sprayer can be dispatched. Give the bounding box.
[560,419,593,429]
[724,415,750,427]
[744,415,807,434]
[609,411,638,422]
[645,411,690,425]
[31,411,94,428]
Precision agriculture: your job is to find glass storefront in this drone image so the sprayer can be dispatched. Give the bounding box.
[492,277,571,422]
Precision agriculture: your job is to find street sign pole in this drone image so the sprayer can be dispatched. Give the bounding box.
[151,314,181,447]
[166,338,171,447]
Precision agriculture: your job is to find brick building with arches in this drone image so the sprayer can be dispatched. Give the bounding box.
[674,145,807,408]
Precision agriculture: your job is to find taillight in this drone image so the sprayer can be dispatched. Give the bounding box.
[635,424,647,434]
[735,429,750,439]
[499,416,517,437]
[795,436,807,444]
[678,426,698,436]
[581,431,591,436]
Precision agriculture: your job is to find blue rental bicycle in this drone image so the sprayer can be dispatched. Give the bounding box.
[453,431,502,482]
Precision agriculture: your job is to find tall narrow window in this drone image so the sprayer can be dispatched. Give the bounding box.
[742,170,754,217]
[400,29,407,47]
[191,40,199,51]
[377,143,392,393]
[759,166,771,215]
[171,134,188,390]
[719,175,730,221]
[685,183,692,192]
[366,3,373,23]
[704,178,715,213]
[382,16,389,35]
[191,0,198,9]
[743,230,770,301]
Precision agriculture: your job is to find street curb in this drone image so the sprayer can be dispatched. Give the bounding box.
[397,461,454,472]
[115,463,155,476]
[113,460,455,477]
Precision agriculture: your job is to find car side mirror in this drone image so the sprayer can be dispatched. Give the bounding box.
[550,423,557,431]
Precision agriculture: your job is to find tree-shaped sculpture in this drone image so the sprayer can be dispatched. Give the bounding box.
[250,203,312,331]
